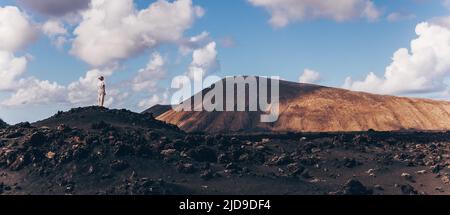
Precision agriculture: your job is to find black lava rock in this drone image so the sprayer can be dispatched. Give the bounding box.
[110,160,129,171]
[341,179,373,195]
[400,184,419,195]
[188,146,217,163]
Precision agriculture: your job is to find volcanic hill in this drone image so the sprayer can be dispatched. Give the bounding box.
[157,77,450,133]
[142,104,172,118]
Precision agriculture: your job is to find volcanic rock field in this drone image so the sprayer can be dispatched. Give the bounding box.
[1,106,450,195]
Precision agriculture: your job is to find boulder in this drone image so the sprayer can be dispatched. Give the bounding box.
[341,179,373,195]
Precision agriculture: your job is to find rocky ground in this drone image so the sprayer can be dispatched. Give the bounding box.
[0,107,450,195]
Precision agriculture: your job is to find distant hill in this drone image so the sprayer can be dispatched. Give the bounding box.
[142,104,172,117]
[157,76,450,133]
[0,118,8,128]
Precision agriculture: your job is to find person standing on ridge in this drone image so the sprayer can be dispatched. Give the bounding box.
[98,76,106,107]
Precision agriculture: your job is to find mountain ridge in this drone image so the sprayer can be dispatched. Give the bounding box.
[142,104,172,117]
[156,77,450,133]
[0,118,8,129]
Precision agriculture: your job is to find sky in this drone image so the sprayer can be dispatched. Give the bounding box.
[0,0,450,124]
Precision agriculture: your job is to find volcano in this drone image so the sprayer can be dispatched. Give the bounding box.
[156,77,450,133]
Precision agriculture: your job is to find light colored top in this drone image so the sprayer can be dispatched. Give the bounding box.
[98,80,106,95]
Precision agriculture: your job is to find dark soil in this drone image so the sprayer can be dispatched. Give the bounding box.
[1,107,449,195]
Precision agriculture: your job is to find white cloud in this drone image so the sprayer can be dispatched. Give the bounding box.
[171,42,220,105]
[132,52,166,92]
[0,1,211,111]
[1,66,132,107]
[138,92,169,108]
[1,78,66,106]
[0,51,28,91]
[248,0,381,28]
[192,42,219,71]
[0,6,38,52]
[42,20,69,48]
[53,36,69,49]
[362,1,380,21]
[67,68,114,105]
[187,42,219,80]
[0,6,37,91]
[131,53,172,109]
[129,52,172,109]
[42,19,68,36]
[344,21,450,95]
[71,0,203,66]
[431,16,450,28]
[1,3,186,109]
[179,31,211,55]
[299,69,321,84]
[0,6,71,107]
[387,12,416,22]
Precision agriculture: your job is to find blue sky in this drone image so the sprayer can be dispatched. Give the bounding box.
[0,0,449,124]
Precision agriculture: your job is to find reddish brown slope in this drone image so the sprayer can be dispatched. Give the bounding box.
[157,77,450,133]
[142,104,172,117]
